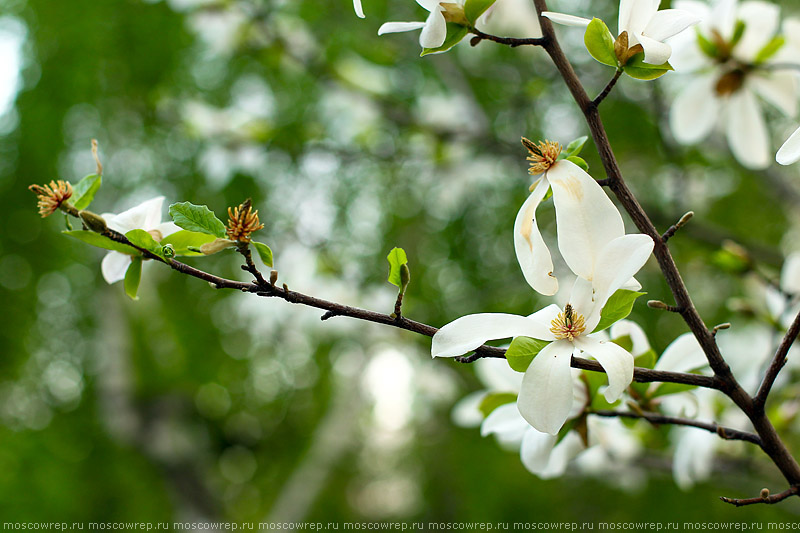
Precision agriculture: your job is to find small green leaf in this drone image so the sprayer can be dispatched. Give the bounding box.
[160,230,216,256]
[421,23,469,56]
[730,19,745,47]
[125,229,165,259]
[565,155,589,172]
[650,381,697,399]
[71,174,102,210]
[584,18,618,68]
[63,230,138,254]
[623,53,673,80]
[124,256,142,300]
[754,35,785,64]
[634,349,657,370]
[387,247,409,288]
[610,334,633,353]
[593,290,645,333]
[506,336,552,372]
[563,136,588,158]
[169,202,227,238]
[464,0,497,25]
[478,392,517,418]
[584,370,619,410]
[696,31,718,59]
[253,241,274,267]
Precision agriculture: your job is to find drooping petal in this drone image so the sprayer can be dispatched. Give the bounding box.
[537,431,585,479]
[419,7,447,48]
[548,160,624,281]
[353,0,365,18]
[585,234,654,330]
[780,253,800,295]
[654,332,707,373]
[777,126,800,166]
[101,251,132,284]
[517,340,576,435]
[725,87,770,170]
[751,72,798,118]
[672,427,717,490]
[519,427,558,475]
[481,403,529,438]
[573,335,633,403]
[669,75,719,144]
[106,196,166,234]
[734,1,780,63]
[431,313,553,358]
[635,33,672,65]
[609,320,650,356]
[514,177,557,296]
[378,21,428,35]
[451,391,487,428]
[475,357,524,392]
[540,11,591,28]
[642,9,699,41]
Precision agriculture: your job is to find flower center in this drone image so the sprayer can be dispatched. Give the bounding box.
[715,68,747,96]
[550,304,586,341]
[522,138,562,176]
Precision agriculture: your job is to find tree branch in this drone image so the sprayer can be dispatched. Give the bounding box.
[592,70,623,107]
[469,28,547,48]
[754,308,800,409]
[589,409,761,445]
[720,486,799,507]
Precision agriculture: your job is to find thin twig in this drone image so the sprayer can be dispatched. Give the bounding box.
[589,409,761,445]
[661,211,694,242]
[754,308,800,409]
[592,70,623,107]
[720,486,799,507]
[469,28,547,48]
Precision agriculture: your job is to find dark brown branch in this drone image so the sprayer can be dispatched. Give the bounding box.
[592,69,623,107]
[661,211,694,242]
[754,308,800,409]
[589,409,761,445]
[237,242,268,286]
[721,486,799,507]
[469,28,547,48]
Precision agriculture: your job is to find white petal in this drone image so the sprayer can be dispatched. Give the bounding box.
[725,88,769,170]
[106,196,165,234]
[451,391,487,428]
[154,221,181,238]
[517,340,576,435]
[642,9,699,41]
[514,178,557,296]
[733,1,780,63]
[654,332,707,373]
[416,0,440,12]
[566,276,594,320]
[519,428,558,475]
[777,126,800,166]
[708,0,736,40]
[636,33,672,65]
[669,75,719,144]
[378,21,427,35]
[751,72,797,118]
[538,431,585,479]
[481,403,528,437]
[619,0,658,35]
[526,303,563,333]
[353,0,365,18]
[101,252,132,284]
[475,357,524,392]
[548,160,624,281]
[672,428,717,490]
[419,8,447,49]
[541,11,591,28]
[574,336,633,402]
[586,234,654,330]
[431,313,553,358]
[621,277,642,291]
[609,319,651,356]
[781,253,800,295]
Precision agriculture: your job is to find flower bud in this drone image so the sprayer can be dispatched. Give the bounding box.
[79,210,108,233]
[200,238,237,255]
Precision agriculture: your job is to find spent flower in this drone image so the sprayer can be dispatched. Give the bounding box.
[29,180,74,218]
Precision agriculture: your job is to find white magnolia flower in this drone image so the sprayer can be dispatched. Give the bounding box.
[668,1,800,169]
[433,232,654,435]
[100,197,179,284]
[377,0,463,49]
[353,0,365,18]
[542,0,699,65]
[777,126,800,166]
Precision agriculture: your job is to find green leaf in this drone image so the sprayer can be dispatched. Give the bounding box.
[563,136,588,158]
[565,155,589,172]
[71,174,102,210]
[754,35,785,64]
[464,0,496,25]
[124,256,142,301]
[634,349,657,370]
[506,336,551,372]
[63,230,138,255]
[730,19,745,47]
[593,290,645,333]
[169,202,227,238]
[584,18,618,68]
[610,334,633,353]
[584,370,619,410]
[623,53,673,80]
[253,241,274,267]
[387,247,409,288]
[125,229,165,259]
[160,230,216,256]
[650,381,697,399]
[478,392,517,418]
[696,30,718,59]
[421,23,469,56]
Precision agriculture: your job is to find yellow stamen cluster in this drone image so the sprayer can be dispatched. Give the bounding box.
[29,180,73,217]
[226,199,264,242]
[550,304,586,341]
[522,138,562,175]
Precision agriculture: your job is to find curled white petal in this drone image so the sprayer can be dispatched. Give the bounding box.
[635,32,672,65]
[431,313,552,358]
[481,403,528,438]
[353,0,365,18]
[378,21,428,35]
[642,9,699,42]
[574,336,633,403]
[541,11,591,27]
[518,340,575,435]
[106,196,166,234]
[519,428,559,475]
[514,177,557,296]
[419,6,447,48]
[101,251,133,284]
[609,320,650,356]
[777,126,800,166]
